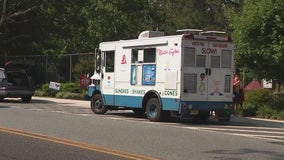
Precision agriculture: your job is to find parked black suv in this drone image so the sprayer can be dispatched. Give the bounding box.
[0,61,35,102]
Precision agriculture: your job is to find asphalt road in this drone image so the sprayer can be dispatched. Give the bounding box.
[0,131,131,160]
[0,97,284,160]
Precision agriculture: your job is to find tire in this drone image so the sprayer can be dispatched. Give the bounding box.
[216,110,231,122]
[91,94,108,114]
[146,98,162,122]
[22,96,32,103]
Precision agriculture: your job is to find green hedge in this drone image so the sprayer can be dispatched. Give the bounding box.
[35,82,86,99]
[61,83,83,93]
[241,89,284,119]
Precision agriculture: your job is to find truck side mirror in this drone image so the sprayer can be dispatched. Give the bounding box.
[95,49,101,73]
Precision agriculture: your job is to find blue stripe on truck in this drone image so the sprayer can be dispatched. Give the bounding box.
[102,94,180,111]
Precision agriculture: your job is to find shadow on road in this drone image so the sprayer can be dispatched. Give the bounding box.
[0,106,10,109]
[0,98,57,104]
[103,111,284,128]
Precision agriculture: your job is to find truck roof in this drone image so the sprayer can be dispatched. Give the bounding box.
[100,31,232,51]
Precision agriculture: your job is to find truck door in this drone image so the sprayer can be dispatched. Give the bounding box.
[182,40,209,101]
[101,51,115,105]
[207,42,233,102]
[182,40,233,102]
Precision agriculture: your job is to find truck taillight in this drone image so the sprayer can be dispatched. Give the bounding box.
[182,104,188,109]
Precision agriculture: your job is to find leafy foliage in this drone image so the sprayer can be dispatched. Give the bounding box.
[1,0,243,86]
[61,83,82,93]
[38,83,58,97]
[1,0,241,58]
[233,0,284,84]
[55,92,84,99]
[244,89,274,107]
[241,89,284,119]
[73,55,95,81]
[35,82,85,99]
[241,89,273,116]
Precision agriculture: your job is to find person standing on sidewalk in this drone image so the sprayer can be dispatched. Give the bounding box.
[233,74,244,116]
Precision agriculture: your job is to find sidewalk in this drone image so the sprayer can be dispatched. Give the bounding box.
[230,116,284,128]
[32,96,90,108]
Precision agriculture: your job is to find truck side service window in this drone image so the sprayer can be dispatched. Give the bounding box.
[105,51,115,72]
[131,48,156,63]
[143,48,156,63]
[131,48,156,86]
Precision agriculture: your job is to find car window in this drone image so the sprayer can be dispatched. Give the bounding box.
[6,71,29,86]
[0,69,5,79]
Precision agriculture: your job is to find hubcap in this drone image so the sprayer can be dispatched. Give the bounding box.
[149,104,157,118]
[94,100,102,109]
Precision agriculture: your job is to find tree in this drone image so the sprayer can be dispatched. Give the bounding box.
[1,0,243,85]
[73,55,95,81]
[154,0,242,34]
[0,0,38,57]
[232,0,284,89]
[0,0,34,27]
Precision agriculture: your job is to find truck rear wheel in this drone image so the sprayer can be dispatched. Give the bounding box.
[91,94,107,114]
[146,98,162,122]
[216,110,231,122]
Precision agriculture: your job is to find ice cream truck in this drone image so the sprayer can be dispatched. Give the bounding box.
[88,29,235,122]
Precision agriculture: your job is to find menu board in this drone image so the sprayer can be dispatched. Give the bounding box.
[142,64,156,85]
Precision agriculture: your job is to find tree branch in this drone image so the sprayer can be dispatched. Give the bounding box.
[0,0,34,27]
[7,7,33,20]
[0,0,7,27]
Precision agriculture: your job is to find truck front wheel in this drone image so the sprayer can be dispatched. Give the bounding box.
[146,98,162,122]
[91,94,107,114]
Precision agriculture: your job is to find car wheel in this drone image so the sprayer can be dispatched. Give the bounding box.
[22,96,32,102]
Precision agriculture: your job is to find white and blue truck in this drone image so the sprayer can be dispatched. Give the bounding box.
[88,29,235,122]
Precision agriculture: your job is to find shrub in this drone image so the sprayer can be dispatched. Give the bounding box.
[241,90,284,120]
[37,83,58,97]
[34,90,46,97]
[61,83,82,93]
[35,82,87,98]
[241,89,274,117]
[274,93,284,110]
[277,111,284,120]
[241,102,257,117]
[244,89,274,107]
[56,92,84,99]
[257,105,276,119]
